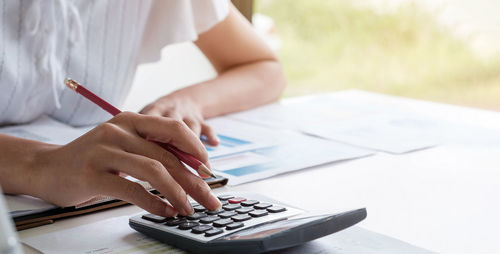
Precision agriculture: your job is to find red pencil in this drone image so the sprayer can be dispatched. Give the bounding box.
[65,78,215,178]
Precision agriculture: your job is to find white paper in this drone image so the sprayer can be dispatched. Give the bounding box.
[205,118,283,158]
[207,122,373,185]
[229,91,438,154]
[23,216,185,254]
[0,115,93,145]
[22,216,433,254]
[4,195,57,217]
[273,226,435,254]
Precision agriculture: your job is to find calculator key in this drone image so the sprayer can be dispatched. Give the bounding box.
[241,200,259,206]
[223,204,241,211]
[221,200,229,205]
[178,222,200,230]
[236,207,254,214]
[141,214,169,223]
[205,228,224,237]
[166,218,187,226]
[219,211,237,218]
[193,205,206,213]
[218,195,234,201]
[213,218,233,227]
[267,206,287,213]
[206,209,225,215]
[231,214,251,222]
[249,210,268,218]
[228,197,247,204]
[187,212,207,220]
[191,225,213,234]
[254,203,272,209]
[199,216,220,224]
[226,222,244,230]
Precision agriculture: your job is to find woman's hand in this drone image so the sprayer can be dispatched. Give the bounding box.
[140,93,219,146]
[29,112,221,217]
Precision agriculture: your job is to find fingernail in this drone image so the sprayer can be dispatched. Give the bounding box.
[184,199,194,215]
[165,205,178,217]
[210,192,222,209]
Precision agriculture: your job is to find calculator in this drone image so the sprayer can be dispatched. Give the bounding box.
[129,193,367,253]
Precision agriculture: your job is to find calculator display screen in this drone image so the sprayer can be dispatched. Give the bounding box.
[221,215,327,240]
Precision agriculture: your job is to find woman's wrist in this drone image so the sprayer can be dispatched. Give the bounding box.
[168,88,205,113]
[23,142,59,198]
[0,135,58,197]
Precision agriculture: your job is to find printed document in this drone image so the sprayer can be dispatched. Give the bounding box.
[229,90,438,153]
[207,118,372,185]
[22,216,434,254]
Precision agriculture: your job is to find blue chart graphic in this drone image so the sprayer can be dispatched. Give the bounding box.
[205,134,252,151]
[219,146,279,177]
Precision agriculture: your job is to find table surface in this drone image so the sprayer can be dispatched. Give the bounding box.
[18,92,500,254]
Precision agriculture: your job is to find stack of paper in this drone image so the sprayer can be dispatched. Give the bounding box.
[206,118,372,185]
[229,90,438,154]
[22,216,435,254]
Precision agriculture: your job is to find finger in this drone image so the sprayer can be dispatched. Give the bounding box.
[140,105,183,121]
[108,118,210,177]
[183,118,202,137]
[139,104,160,115]
[107,130,221,210]
[96,173,178,217]
[201,123,219,146]
[96,148,194,215]
[113,112,209,165]
[165,157,222,211]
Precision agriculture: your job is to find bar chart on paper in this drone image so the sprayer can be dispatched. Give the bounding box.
[205,118,372,185]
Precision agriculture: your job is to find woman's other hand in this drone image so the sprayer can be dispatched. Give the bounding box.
[140,93,219,146]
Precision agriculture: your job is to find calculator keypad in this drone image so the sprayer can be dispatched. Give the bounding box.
[231,214,251,222]
[217,194,234,201]
[236,207,254,214]
[187,212,207,220]
[204,228,223,237]
[205,208,224,215]
[226,222,244,230]
[241,200,259,206]
[228,197,247,204]
[191,225,213,234]
[254,203,273,209]
[135,194,299,242]
[166,218,187,226]
[222,204,241,211]
[218,211,237,218]
[178,222,199,230]
[249,209,268,217]
[199,216,220,224]
[213,218,233,227]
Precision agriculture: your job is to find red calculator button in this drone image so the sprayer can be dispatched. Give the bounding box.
[228,197,247,204]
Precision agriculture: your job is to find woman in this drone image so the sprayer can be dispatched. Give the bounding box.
[0,0,285,217]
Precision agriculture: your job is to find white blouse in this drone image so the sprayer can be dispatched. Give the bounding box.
[0,0,229,126]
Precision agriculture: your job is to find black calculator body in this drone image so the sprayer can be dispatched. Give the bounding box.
[129,193,367,253]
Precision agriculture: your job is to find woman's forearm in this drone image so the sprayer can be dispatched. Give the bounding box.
[169,59,286,118]
[0,134,53,196]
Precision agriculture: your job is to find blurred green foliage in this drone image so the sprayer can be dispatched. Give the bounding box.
[256,0,500,110]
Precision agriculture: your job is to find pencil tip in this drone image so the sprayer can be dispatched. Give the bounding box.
[198,164,215,179]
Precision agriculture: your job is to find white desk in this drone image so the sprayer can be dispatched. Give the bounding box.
[18,92,500,253]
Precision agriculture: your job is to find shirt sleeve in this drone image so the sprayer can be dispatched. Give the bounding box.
[138,0,230,64]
